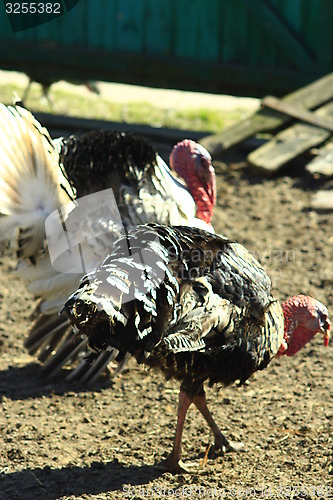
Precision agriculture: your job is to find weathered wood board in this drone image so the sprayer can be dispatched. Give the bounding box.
[311,190,333,210]
[248,101,333,172]
[200,72,333,156]
[306,140,333,177]
[261,95,333,132]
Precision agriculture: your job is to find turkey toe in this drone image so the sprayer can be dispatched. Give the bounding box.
[213,433,245,454]
[159,454,198,474]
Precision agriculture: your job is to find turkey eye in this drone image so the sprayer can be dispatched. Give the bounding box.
[321,318,330,330]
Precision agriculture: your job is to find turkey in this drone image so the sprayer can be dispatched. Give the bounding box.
[62,223,331,473]
[0,102,216,382]
[22,74,100,105]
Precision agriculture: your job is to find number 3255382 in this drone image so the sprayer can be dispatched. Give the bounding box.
[5,3,61,14]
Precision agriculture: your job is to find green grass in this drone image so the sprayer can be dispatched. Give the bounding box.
[0,82,250,133]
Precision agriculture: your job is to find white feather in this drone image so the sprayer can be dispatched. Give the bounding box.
[0,103,73,258]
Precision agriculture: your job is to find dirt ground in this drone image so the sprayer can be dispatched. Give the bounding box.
[0,141,333,499]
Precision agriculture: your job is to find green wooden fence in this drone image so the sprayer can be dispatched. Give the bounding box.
[0,0,332,96]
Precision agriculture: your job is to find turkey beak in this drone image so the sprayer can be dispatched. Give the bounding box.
[322,319,331,347]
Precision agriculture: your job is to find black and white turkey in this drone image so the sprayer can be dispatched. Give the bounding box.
[62,223,330,472]
[0,102,216,382]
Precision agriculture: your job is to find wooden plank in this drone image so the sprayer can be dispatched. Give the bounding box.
[247,0,277,68]
[316,0,333,72]
[102,0,117,50]
[200,72,333,155]
[86,0,105,49]
[174,0,198,58]
[241,0,315,71]
[311,190,333,210]
[56,0,84,46]
[220,0,243,63]
[262,96,333,132]
[115,0,145,52]
[144,0,173,56]
[196,0,220,60]
[248,101,333,173]
[306,141,333,177]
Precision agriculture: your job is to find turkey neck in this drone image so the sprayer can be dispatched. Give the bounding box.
[281,296,318,356]
[191,184,215,224]
[172,161,215,224]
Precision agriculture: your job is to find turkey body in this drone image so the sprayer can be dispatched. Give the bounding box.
[63,223,330,472]
[64,224,283,389]
[0,103,215,381]
[58,130,211,230]
[22,75,100,105]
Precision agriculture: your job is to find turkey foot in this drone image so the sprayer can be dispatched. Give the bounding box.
[199,442,212,469]
[212,431,244,454]
[158,453,197,474]
[193,392,244,455]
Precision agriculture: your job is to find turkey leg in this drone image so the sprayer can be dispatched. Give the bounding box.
[160,390,195,473]
[193,392,244,453]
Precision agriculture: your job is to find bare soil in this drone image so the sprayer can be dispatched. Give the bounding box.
[0,153,332,500]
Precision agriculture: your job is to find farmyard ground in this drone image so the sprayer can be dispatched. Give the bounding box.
[0,138,332,499]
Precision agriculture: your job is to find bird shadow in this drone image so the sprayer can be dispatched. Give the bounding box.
[0,460,166,499]
[0,363,113,401]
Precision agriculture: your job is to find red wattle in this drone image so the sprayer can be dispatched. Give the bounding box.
[285,326,317,356]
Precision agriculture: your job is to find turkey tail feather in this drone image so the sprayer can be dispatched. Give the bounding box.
[0,102,72,259]
[41,337,88,378]
[75,350,119,384]
[24,314,68,355]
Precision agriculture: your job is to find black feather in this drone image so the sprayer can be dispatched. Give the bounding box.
[59,130,157,197]
[63,224,284,391]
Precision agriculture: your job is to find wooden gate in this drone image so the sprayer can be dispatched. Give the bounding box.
[0,0,332,96]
